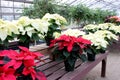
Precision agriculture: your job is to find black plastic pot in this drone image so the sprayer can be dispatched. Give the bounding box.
[87,52,96,61]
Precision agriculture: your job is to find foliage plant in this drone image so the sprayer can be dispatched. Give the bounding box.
[22,0,58,18]
[22,1,116,25]
[0,46,46,80]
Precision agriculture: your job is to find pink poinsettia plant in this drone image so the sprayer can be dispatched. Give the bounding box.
[0,46,46,80]
[109,16,120,22]
[105,16,120,25]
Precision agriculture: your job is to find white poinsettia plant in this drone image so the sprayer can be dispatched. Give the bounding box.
[0,19,19,46]
[109,25,120,35]
[53,28,85,38]
[42,13,67,45]
[83,23,120,34]
[82,33,109,50]
[82,30,118,53]
[83,24,99,33]
[94,30,118,41]
[16,16,50,43]
[42,13,67,27]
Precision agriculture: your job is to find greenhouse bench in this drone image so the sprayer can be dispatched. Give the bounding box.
[36,49,108,80]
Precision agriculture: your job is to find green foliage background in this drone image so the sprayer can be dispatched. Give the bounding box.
[22,0,116,25]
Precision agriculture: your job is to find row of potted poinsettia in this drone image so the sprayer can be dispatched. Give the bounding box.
[0,23,118,80]
[0,13,67,49]
[50,22,119,71]
[0,13,67,80]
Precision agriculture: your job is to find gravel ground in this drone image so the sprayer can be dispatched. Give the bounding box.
[82,42,120,80]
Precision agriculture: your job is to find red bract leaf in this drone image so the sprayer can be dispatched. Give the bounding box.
[0,66,16,80]
[0,50,18,59]
[67,41,74,52]
[49,40,56,47]
[0,60,3,64]
[24,57,35,67]
[4,60,22,70]
[50,35,92,53]
[22,67,36,80]
[19,46,43,59]
[36,72,47,80]
[19,46,29,52]
[13,61,22,69]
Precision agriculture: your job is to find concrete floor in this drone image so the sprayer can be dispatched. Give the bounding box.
[83,42,120,80]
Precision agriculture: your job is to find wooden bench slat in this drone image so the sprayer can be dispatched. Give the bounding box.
[59,51,108,80]
[36,59,52,67]
[44,62,65,77]
[37,61,62,71]
[47,59,83,80]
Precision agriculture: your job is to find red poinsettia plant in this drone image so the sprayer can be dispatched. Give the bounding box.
[0,46,46,80]
[50,35,91,71]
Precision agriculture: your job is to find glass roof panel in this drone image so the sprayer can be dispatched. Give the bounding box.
[57,0,120,15]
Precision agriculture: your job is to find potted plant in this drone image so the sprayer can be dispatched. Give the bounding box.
[0,19,19,50]
[105,16,120,25]
[42,13,67,46]
[82,30,118,61]
[0,46,46,80]
[16,16,49,48]
[50,35,91,71]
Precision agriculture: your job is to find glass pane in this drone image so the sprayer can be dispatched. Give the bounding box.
[14,2,24,8]
[1,8,13,13]
[25,3,32,7]
[15,15,21,20]
[1,1,13,7]
[26,0,33,1]
[2,15,14,21]
[14,9,23,13]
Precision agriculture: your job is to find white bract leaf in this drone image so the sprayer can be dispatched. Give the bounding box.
[0,28,8,41]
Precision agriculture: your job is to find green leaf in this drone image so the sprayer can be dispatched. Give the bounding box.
[7,36,14,40]
[68,57,76,67]
[32,33,40,41]
[19,35,28,42]
[0,39,2,44]
[80,54,87,62]
[3,39,9,47]
[63,51,70,58]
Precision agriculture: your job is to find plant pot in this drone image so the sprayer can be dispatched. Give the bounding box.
[87,52,96,61]
[45,37,54,46]
[99,49,106,54]
[0,44,8,50]
[18,41,30,49]
[64,58,77,72]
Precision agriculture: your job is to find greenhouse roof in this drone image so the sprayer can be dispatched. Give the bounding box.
[56,0,120,16]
